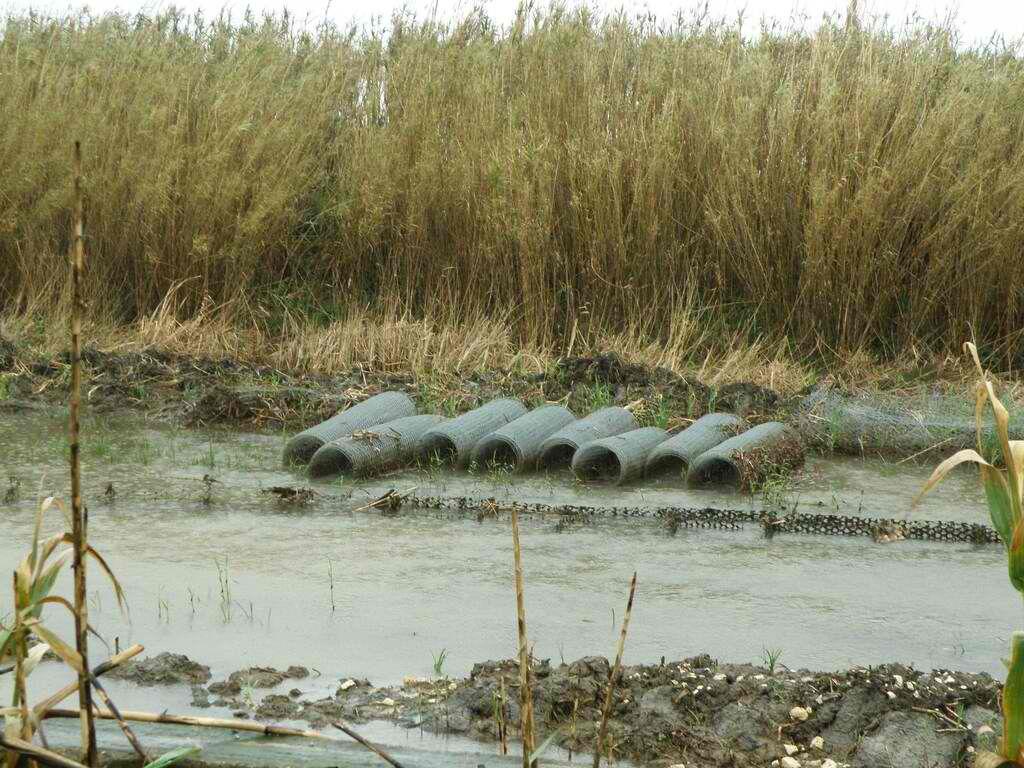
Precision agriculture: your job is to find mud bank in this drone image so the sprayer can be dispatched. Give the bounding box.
[0,338,788,430]
[106,653,1001,768]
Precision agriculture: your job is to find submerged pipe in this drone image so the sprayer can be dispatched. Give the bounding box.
[283,391,416,466]
[472,405,577,472]
[687,421,803,488]
[645,413,746,478]
[308,414,448,478]
[418,398,528,469]
[571,427,669,485]
[538,407,638,469]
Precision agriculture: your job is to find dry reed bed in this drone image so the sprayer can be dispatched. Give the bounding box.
[2,7,1024,370]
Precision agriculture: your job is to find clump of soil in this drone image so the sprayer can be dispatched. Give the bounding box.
[106,652,211,686]
[396,656,998,767]
[187,655,1000,768]
[208,665,309,696]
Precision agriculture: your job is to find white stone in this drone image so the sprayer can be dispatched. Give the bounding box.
[790,706,810,721]
[781,757,801,768]
[713,673,727,681]
[339,679,356,691]
[810,736,824,750]
[978,725,995,736]
[886,691,896,700]
[893,674,904,687]
[821,760,838,768]
[784,743,800,755]
[754,674,766,680]
[737,675,745,682]
[381,697,396,707]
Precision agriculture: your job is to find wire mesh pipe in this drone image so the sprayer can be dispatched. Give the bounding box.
[471,405,577,472]
[283,391,416,466]
[687,422,804,489]
[537,407,639,469]
[571,427,669,485]
[645,413,747,478]
[308,414,448,479]
[418,398,528,469]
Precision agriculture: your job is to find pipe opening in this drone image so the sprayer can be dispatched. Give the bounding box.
[539,443,575,469]
[691,458,739,486]
[309,449,353,479]
[575,450,622,483]
[477,441,520,472]
[646,455,687,478]
[421,436,459,465]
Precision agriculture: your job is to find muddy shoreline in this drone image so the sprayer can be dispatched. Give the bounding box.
[0,335,794,432]
[104,651,1000,768]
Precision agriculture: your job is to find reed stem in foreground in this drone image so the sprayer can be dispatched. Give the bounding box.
[510,508,536,768]
[69,140,97,767]
[593,571,638,768]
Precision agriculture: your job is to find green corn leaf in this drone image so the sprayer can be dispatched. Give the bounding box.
[983,467,1016,545]
[143,745,201,768]
[1001,632,1024,763]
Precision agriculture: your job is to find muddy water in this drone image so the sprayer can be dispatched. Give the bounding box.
[0,409,1008,714]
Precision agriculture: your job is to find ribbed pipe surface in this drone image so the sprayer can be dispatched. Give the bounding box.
[538,407,638,469]
[571,427,669,485]
[308,414,448,478]
[283,391,416,465]
[472,405,577,472]
[418,398,527,468]
[645,413,746,477]
[687,422,801,487]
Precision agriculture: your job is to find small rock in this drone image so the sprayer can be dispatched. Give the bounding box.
[288,688,302,699]
[784,744,800,755]
[781,757,801,768]
[790,706,810,722]
[810,736,824,750]
[339,679,357,691]
[821,760,838,768]
[381,697,396,707]
[886,690,896,700]
[713,673,727,681]
[978,725,995,736]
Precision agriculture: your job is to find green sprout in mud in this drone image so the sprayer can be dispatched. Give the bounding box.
[432,648,449,677]
[580,382,613,414]
[761,646,784,675]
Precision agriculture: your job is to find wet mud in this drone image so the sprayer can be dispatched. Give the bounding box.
[0,341,789,431]
[110,652,1000,768]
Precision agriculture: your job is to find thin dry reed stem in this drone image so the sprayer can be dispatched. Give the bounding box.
[332,721,406,767]
[510,508,536,768]
[593,571,638,768]
[69,140,97,767]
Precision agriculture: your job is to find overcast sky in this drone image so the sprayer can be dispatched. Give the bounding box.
[4,0,1023,46]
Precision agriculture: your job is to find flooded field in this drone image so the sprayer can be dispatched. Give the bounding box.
[0,407,1009,715]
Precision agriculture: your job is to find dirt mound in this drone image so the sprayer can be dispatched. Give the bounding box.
[207,665,309,695]
[406,656,998,767]
[106,652,211,686]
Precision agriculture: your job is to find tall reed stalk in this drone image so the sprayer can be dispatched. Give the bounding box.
[2,8,1024,365]
[69,141,97,767]
[510,508,536,768]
